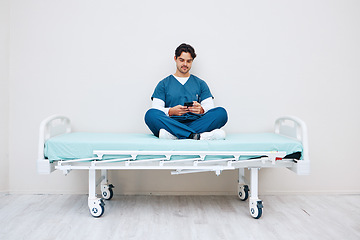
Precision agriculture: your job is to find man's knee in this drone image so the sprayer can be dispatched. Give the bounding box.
[144,108,163,125]
[214,107,227,117]
[211,107,228,124]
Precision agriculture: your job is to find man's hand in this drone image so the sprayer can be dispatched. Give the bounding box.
[169,105,189,116]
[188,101,204,114]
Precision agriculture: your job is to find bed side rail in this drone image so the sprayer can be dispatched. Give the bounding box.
[275,116,310,175]
[37,115,71,174]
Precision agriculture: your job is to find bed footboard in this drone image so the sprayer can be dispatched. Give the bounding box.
[275,116,310,175]
[37,115,71,174]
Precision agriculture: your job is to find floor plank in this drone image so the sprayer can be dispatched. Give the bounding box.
[0,194,359,240]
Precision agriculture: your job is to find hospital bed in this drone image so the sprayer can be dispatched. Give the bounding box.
[37,115,310,219]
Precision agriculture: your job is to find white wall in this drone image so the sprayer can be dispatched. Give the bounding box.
[8,0,360,194]
[0,0,10,192]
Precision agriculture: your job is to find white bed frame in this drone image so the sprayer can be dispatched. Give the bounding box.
[37,115,310,219]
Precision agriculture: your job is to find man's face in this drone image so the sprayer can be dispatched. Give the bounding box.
[174,52,193,75]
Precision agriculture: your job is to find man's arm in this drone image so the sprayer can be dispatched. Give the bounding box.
[168,105,190,116]
[152,97,214,116]
[152,98,169,115]
[187,97,214,114]
[152,98,189,116]
[188,101,204,114]
[198,97,214,112]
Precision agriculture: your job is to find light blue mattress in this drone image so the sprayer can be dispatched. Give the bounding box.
[44,133,303,161]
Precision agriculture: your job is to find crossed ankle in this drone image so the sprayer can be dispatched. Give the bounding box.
[188,133,200,140]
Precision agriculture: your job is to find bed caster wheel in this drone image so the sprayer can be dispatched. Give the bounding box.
[89,199,105,218]
[91,204,105,218]
[250,200,263,219]
[102,184,114,200]
[238,184,249,201]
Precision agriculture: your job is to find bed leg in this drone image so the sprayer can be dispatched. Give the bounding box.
[101,169,114,200]
[238,168,246,184]
[88,169,105,218]
[238,168,249,201]
[249,168,263,219]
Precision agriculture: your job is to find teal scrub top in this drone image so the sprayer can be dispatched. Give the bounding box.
[151,75,213,108]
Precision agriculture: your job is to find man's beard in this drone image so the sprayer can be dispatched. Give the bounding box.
[178,66,189,74]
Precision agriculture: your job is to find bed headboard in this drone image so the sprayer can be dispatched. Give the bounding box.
[37,115,71,174]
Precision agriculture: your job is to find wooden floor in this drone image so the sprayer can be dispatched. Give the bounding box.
[0,194,359,240]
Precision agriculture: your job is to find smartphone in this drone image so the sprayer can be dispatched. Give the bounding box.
[184,102,193,107]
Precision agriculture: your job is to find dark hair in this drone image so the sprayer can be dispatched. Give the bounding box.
[175,43,196,59]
